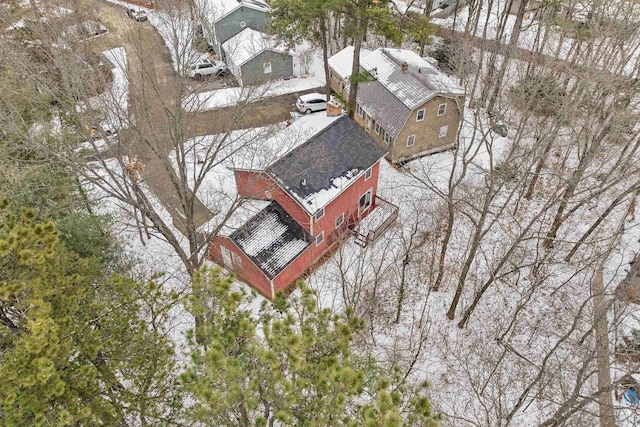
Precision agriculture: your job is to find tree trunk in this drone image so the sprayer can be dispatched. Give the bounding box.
[347,26,363,118]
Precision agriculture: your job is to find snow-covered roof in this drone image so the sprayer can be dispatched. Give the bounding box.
[361,48,465,110]
[217,1,270,22]
[266,116,387,215]
[327,46,372,81]
[222,28,289,67]
[196,0,248,22]
[219,199,271,236]
[230,201,310,278]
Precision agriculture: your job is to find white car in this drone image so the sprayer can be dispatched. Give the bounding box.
[295,93,328,114]
[188,59,227,80]
[127,9,148,21]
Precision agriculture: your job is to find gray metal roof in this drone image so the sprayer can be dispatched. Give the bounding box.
[267,116,387,214]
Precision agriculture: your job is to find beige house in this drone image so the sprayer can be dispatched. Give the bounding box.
[328,47,466,164]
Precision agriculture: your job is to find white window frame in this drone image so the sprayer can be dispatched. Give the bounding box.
[263,62,272,74]
[374,122,381,135]
[406,135,416,147]
[265,190,272,199]
[416,109,425,122]
[315,231,324,246]
[358,189,373,216]
[220,245,232,268]
[335,213,344,228]
[437,103,447,116]
[439,125,448,138]
[314,207,325,222]
[383,132,392,145]
[364,166,372,180]
[358,105,364,118]
[231,252,242,267]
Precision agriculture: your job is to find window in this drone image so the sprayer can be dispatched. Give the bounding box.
[231,252,242,267]
[358,105,364,118]
[437,103,447,116]
[383,132,393,145]
[240,21,247,28]
[315,232,324,246]
[314,208,325,222]
[365,114,372,130]
[263,62,272,74]
[406,135,416,147]
[220,246,232,268]
[375,122,381,135]
[358,189,372,215]
[365,166,372,180]
[416,109,425,122]
[335,213,345,228]
[265,190,272,199]
[439,125,448,138]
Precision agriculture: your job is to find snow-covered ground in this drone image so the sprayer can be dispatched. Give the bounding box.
[183,49,326,111]
[77,46,129,151]
[432,1,640,76]
[82,159,195,361]
[82,0,640,424]
[85,96,640,424]
[104,0,205,74]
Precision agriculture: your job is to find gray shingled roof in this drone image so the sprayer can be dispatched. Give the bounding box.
[230,201,310,279]
[267,116,387,214]
[357,80,411,138]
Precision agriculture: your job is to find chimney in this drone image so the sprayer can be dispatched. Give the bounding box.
[401,61,408,73]
[326,99,344,117]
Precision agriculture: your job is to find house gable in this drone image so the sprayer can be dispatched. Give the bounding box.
[214,5,269,45]
[234,169,311,232]
[240,49,293,86]
[344,47,466,163]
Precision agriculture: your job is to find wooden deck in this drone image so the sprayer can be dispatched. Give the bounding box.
[351,196,399,247]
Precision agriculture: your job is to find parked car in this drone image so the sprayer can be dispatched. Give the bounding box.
[295,93,328,114]
[188,59,227,80]
[127,9,148,21]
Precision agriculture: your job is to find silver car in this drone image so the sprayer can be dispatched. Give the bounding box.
[295,93,328,114]
[188,59,227,80]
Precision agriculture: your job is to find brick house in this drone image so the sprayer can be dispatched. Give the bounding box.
[328,47,466,164]
[208,113,397,299]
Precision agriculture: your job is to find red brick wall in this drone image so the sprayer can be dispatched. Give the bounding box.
[209,235,274,299]
[234,170,311,232]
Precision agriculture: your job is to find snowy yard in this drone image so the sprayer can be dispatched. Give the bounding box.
[77,1,640,425]
[182,50,326,111]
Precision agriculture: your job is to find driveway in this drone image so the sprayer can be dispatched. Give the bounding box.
[78,0,316,232]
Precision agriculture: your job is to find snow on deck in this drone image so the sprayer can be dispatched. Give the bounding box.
[357,200,397,238]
